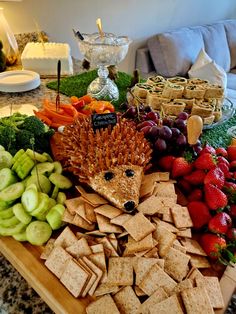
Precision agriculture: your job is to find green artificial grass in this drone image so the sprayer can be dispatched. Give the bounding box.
[201,113,236,148]
[46,70,132,110]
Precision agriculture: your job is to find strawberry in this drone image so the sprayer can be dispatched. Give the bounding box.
[200,233,227,260]
[158,155,175,171]
[171,157,193,178]
[229,204,236,218]
[204,183,228,210]
[194,153,216,170]
[223,181,236,193]
[215,147,228,157]
[200,144,216,155]
[227,145,236,161]
[230,160,236,171]
[177,178,192,193]
[187,188,203,202]
[187,201,212,229]
[208,212,232,234]
[217,156,230,166]
[226,228,236,240]
[217,162,229,176]
[204,167,225,189]
[184,170,206,186]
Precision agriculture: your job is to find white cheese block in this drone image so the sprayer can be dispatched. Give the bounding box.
[21,42,73,76]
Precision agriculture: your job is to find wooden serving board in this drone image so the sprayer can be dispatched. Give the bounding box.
[1,234,236,314]
[0,236,92,314]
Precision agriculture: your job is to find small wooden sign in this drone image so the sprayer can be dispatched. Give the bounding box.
[92,112,117,130]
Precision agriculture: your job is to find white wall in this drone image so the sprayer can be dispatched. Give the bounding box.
[1,0,236,73]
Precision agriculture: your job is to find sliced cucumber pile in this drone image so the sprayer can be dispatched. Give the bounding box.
[0,146,72,246]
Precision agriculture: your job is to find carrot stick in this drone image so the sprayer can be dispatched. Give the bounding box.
[34,110,52,126]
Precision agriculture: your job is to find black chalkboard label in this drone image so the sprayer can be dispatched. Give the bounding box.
[92,113,117,130]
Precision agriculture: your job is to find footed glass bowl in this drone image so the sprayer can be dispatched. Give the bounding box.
[78,32,131,101]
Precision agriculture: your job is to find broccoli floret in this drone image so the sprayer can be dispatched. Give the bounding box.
[19,116,49,136]
[16,130,35,150]
[0,125,17,154]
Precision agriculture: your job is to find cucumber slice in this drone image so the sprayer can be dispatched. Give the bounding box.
[0,222,26,236]
[49,173,72,189]
[26,149,47,163]
[31,162,54,177]
[0,215,20,227]
[0,151,13,169]
[12,149,25,164]
[31,192,49,220]
[46,204,65,230]
[26,221,52,246]
[26,174,52,194]
[0,206,14,219]
[53,161,63,174]
[21,188,39,212]
[56,192,66,205]
[25,183,38,192]
[12,152,29,171]
[0,199,13,210]
[0,182,25,201]
[0,168,17,191]
[13,203,32,225]
[51,185,59,200]
[48,198,57,209]
[42,152,53,162]
[13,230,27,242]
[16,158,35,179]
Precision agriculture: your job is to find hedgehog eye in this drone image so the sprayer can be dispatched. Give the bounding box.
[125,169,135,177]
[104,171,114,181]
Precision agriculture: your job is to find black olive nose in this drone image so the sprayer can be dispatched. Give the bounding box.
[124,201,135,212]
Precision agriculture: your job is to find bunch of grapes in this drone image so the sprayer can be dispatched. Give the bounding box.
[121,103,193,156]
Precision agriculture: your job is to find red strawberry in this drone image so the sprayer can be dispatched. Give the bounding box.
[204,167,225,189]
[208,212,232,234]
[177,179,192,193]
[187,201,212,229]
[226,228,236,240]
[217,156,230,166]
[184,170,206,186]
[215,147,228,158]
[200,144,216,155]
[194,153,216,170]
[223,181,236,192]
[171,157,193,178]
[217,162,229,176]
[204,183,228,210]
[230,160,236,171]
[158,155,175,171]
[227,145,236,161]
[200,233,227,260]
[229,204,236,218]
[187,188,203,202]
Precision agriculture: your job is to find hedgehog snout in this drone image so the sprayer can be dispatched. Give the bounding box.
[124,201,136,213]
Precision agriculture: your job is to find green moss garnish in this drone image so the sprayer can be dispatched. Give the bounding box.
[46,70,133,110]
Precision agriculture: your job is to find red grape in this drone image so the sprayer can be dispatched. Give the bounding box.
[159,126,172,140]
[155,138,167,152]
[148,126,161,138]
[177,112,189,120]
[176,133,187,146]
[171,127,181,139]
[146,111,160,122]
[140,126,152,135]
[124,106,137,118]
[162,117,174,127]
[137,120,156,130]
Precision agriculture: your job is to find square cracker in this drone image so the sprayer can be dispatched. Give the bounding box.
[189,254,211,268]
[123,212,155,241]
[154,182,176,198]
[186,267,204,283]
[137,195,165,215]
[152,217,178,233]
[94,204,123,219]
[139,287,168,314]
[60,259,89,297]
[164,247,190,282]
[196,276,224,309]
[107,257,133,286]
[86,294,120,314]
[139,264,177,296]
[177,228,192,238]
[134,257,159,286]
[153,225,176,257]
[180,238,207,256]
[76,185,108,206]
[110,214,132,226]
[66,237,92,258]
[45,246,72,278]
[113,286,141,314]
[73,214,96,231]
[82,256,103,296]
[76,259,97,297]
[181,286,214,314]
[149,294,183,314]
[40,238,55,260]
[62,208,74,223]
[171,278,193,295]
[53,226,77,248]
[94,283,120,297]
[171,205,193,228]
[84,202,97,223]
[125,234,154,254]
[88,252,107,283]
[65,196,84,215]
[96,213,123,233]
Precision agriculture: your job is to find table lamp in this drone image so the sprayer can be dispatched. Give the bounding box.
[0,1,21,65]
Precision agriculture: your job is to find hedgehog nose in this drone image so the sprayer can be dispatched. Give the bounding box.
[124,201,135,212]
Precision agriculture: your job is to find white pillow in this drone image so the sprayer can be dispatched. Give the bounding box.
[188,48,227,90]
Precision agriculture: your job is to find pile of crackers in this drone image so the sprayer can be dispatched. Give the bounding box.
[41,172,225,314]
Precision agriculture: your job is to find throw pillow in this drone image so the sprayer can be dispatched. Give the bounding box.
[188,48,227,90]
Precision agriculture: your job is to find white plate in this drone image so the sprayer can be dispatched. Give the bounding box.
[0,70,40,92]
[0,104,38,117]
